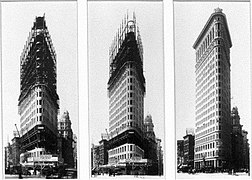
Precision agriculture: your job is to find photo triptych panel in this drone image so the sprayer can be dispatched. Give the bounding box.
[88,0,165,177]
[1,1,78,179]
[175,1,251,179]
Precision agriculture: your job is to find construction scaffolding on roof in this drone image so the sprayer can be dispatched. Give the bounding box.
[19,15,59,109]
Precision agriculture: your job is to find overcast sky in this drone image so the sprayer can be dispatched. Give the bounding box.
[174,2,251,141]
[2,1,78,146]
[88,1,164,146]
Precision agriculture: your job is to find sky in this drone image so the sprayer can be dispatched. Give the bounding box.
[174,2,251,142]
[88,1,164,146]
[1,1,78,146]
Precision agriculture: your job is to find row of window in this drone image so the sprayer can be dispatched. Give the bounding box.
[196,102,215,126]
[195,142,216,153]
[109,119,143,137]
[20,101,36,122]
[196,84,215,110]
[21,109,36,127]
[196,78,215,108]
[109,113,142,134]
[196,133,216,145]
[109,153,141,162]
[195,150,216,159]
[19,88,37,114]
[196,94,215,116]
[196,51,215,84]
[196,114,216,133]
[196,99,215,121]
[196,26,215,61]
[109,81,127,108]
[109,67,138,99]
[110,98,143,126]
[109,108,127,126]
[109,96,127,120]
[196,125,216,139]
[109,144,144,156]
[109,69,128,98]
[110,81,143,119]
[196,20,223,61]
[196,58,215,89]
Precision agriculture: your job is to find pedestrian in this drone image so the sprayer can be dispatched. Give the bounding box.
[18,172,23,179]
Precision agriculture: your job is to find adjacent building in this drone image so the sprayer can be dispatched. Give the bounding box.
[143,115,158,174]
[242,130,250,170]
[183,131,195,168]
[230,107,244,170]
[177,129,195,169]
[156,138,163,175]
[5,143,11,173]
[58,111,74,168]
[193,8,232,169]
[230,107,250,171]
[73,134,78,169]
[18,15,59,165]
[91,144,100,170]
[177,140,184,167]
[98,139,109,166]
[10,137,21,168]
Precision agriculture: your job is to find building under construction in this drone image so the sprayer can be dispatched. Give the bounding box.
[106,13,151,175]
[18,15,59,161]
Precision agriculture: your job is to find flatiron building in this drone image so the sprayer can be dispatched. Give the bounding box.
[107,14,145,164]
[193,8,232,169]
[18,15,59,154]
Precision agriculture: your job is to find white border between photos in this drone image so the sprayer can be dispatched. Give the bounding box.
[78,0,89,179]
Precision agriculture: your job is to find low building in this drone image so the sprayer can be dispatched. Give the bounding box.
[177,140,184,167]
[98,139,108,166]
[231,107,243,170]
[242,130,249,170]
[58,111,74,168]
[143,115,158,175]
[5,143,11,173]
[20,147,63,172]
[156,138,163,175]
[91,144,100,170]
[73,134,77,169]
[183,133,194,168]
[10,137,21,168]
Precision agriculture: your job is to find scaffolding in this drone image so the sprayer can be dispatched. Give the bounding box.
[107,12,145,94]
[18,15,59,110]
[109,12,143,77]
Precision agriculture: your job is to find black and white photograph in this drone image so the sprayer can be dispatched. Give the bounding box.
[175,1,251,178]
[2,1,78,179]
[88,1,164,177]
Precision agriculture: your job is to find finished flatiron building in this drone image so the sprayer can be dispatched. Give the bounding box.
[193,8,232,169]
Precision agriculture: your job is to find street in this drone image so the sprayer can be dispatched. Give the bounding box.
[176,172,250,179]
[5,174,46,179]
